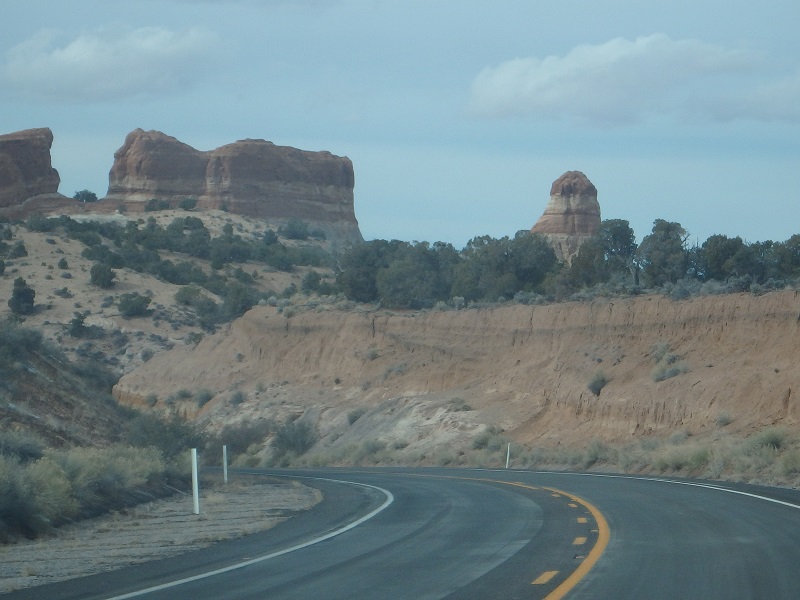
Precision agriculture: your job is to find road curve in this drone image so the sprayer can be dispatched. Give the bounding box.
[7,468,800,600]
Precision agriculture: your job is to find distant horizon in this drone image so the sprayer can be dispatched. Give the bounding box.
[3,1,797,248]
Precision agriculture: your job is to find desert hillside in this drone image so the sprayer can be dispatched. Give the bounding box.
[114,290,800,462]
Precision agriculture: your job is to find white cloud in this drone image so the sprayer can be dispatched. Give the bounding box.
[467,34,800,125]
[2,26,220,102]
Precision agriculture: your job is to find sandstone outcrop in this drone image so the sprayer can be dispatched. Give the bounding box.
[104,129,362,244]
[531,170,600,263]
[0,128,62,208]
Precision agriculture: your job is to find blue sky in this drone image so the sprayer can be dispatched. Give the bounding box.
[1,0,798,247]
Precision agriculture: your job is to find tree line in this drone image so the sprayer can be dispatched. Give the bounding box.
[335,219,800,308]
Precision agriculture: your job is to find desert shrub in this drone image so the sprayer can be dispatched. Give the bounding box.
[748,427,788,452]
[668,430,690,445]
[90,263,116,288]
[654,445,710,472]
[355,439,387,462]
[0,430,45,463]
[587,370,609,396]
[272,420,316,458]
[195,389,214,407]
[383,363,408,380]
[582,439,611,468]
[144,198,170,212]
[472,428,506,452]
[49,445,166,516]
[213,420,274,460]
[230,390,246,405]
[118,292,151,318]
[0,323,42,367]
[348,408,367,425]
[57,257,68,269]
[278,218,310,240]
[178,197,197,211]
[8,277,35,314]
[650,341,688,382]
[0,455,36,540]
[652,362,689,382]
[780,451,800,476]
[25,456,79,526]
[122,413,205,460]
[715,411,734,427]
[8,240,27,258]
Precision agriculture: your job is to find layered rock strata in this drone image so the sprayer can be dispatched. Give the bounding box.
[104,129,362,244]
[531,170,601,263]
[0,128,61,208]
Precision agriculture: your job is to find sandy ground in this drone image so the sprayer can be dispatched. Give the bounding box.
[0,477,321,594]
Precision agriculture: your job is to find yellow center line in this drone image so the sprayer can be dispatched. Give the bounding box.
[577,517,588,524]
[568,503,578,508]
[388,473,610,599]
[541,486,611,600]
[573,536,587,545]
[532,570,559,585]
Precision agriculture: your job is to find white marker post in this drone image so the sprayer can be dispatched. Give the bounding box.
[222,444,228,485]
[191,448,200,515]
[505,443,511,469]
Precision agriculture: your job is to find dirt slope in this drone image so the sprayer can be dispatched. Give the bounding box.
[114,290,800,454]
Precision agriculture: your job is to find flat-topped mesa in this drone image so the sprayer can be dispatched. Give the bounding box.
[531,170,600,263]
[0,128,61,208]
[104,129,362,244]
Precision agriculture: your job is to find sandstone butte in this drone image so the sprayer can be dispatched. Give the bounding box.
[0,127,363,245]
[531,170,601,263]
[104,129,363,244]
[0,128,63,209]
[113,290,800,453]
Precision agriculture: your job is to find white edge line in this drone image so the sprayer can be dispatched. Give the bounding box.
[102,477,394,600]
[480,468,800,511]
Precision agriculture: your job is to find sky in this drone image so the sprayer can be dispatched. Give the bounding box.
[1,0,798,248]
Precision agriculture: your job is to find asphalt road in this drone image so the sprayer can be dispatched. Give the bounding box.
[7,468,800,599]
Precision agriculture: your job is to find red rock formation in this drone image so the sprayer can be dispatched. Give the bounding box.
[104,129,362,243]
[531,171,600,263]
[0,128,61,208]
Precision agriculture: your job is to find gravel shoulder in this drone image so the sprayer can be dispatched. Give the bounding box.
[0,477,321,594]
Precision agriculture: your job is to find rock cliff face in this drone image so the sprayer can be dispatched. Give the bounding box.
[531,171,600,263]
[114,290,800,452]
[104,129,362,244]
[0,128,61,208]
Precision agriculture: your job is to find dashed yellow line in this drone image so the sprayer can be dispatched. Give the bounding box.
[573,536,587,545]
[392,473,610,599]
[568,502,578,508]
[577,517,588,524]
[541,486,610,600]
[532,570,559,585]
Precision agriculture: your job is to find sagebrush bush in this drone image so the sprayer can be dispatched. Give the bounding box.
[348,408,367,424]
[748,427,787,452]
[587,370,609,396]
[271,420,316,458]
[0,430,45,463]
[196,389,214,407]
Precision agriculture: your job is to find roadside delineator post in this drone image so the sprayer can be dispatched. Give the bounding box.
[223,444,228,485]
[505,443,511,469]
[191,448,200,515]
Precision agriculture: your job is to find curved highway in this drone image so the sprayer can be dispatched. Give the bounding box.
[7,468,800,600]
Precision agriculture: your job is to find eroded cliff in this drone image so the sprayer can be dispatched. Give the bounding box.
[114,290,800,452]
